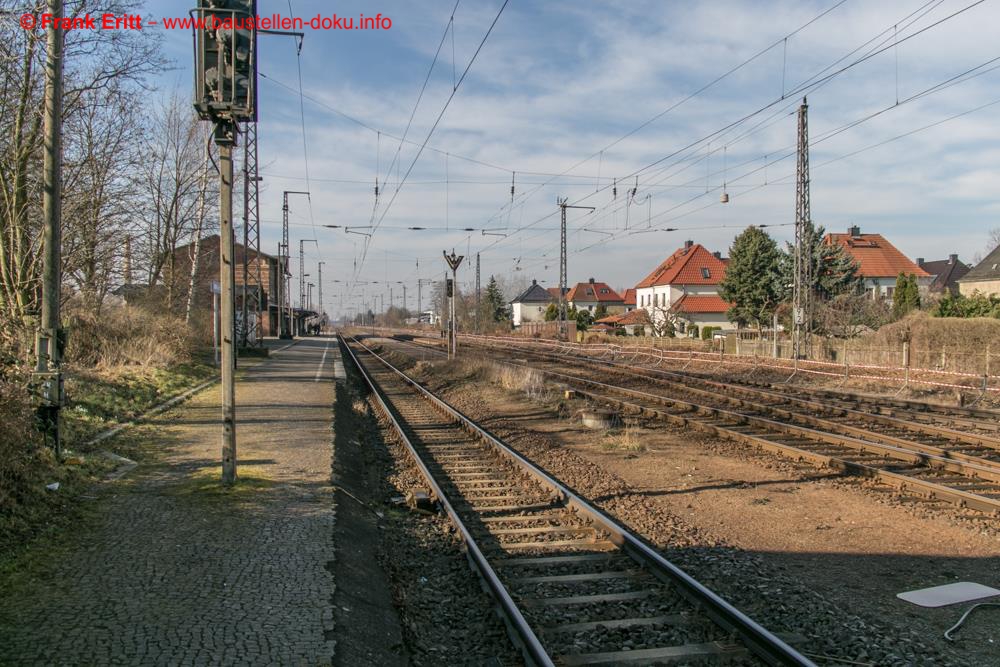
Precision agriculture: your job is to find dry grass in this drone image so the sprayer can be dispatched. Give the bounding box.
[602,420,645,452]
[64,302,198,369]
[489,363,549,400]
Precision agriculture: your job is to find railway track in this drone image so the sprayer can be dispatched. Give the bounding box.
[340,334,813,666]
[381,334,1000,515]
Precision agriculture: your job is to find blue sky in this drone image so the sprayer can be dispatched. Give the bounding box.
[144,0,1000,317]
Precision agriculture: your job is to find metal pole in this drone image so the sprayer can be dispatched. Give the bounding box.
[36,0,64,457]
[280,191,309,339]
[280,193,288,338]
[299,239,306,336]
[317,261,324,326]
[792,98,811,360]
[476,252,481,333]
[240,122,263,348]
[559,200,567,336]
[418,280,422,319]
[219,127,237,485]
[403,285,407,316]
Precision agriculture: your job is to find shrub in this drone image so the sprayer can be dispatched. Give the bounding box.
[0,368,52,550]
[701,326,718,340]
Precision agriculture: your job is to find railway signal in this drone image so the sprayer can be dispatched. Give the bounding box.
[443,250,464,359]
[191,0,258,485]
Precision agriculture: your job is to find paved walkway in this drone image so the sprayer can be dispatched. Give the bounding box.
[0,338,340,666]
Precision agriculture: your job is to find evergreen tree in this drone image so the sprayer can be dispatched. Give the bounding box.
[779,222,862,301]
[483,275,507,322]
[892,273,921,319]
[719,226,782,330]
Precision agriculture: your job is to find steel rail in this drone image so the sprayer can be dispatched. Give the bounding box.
[379,335,1000,515]
[492,357,1000,516]
[342,334,814,667]
[532,342,1000,448]
[474,341,1000,465]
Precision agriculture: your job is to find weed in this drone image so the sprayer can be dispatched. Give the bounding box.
[602,421,645,453]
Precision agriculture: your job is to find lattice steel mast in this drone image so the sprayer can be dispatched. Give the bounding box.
[792,98,812,361]
[241,120,262,348]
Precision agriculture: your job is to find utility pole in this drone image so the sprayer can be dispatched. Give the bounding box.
[557,199,595,339]
[444,250,464,359]
[307,283,314,311]
[402,284,407,316]
[218,126,237,483]
[792,97,812,362]
[417,278,432,321]
[317,261,324,327]
[240,120,263,349]
[475,252,481,333]
[193,0,257,484]
[33,0,65,457]
[280,191,309,339]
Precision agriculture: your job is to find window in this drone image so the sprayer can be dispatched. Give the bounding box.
[701,268,711,279]
[586,288,594,296]
[600,288,608,294]
[654,293,659,307]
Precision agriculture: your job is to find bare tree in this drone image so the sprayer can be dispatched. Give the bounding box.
[61,86,141,313]
[973,227,1000,264]
[0,0,163,345]
[136,93,215,312]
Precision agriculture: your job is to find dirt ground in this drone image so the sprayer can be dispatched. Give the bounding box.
[383,340,1000,667]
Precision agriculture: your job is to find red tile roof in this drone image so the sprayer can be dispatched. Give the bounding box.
[546,287,564,299]
[824,232,930,279]
[672,294,731,314]
[635,244,727,288]
[595,309,650,326]
[622,288,636,306]
[566,281,623,303]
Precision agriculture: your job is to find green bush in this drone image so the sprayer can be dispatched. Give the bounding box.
[701,326,718,340]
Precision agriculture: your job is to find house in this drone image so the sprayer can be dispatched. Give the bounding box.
[622,288,637,312]
[595,308,651,336]
[958,245,1000,297]
[634,240,731,333]
[164,234,289,337]
[823,225,931,300]
[916,255,970,296]
[510,280,554,327]
[566,278,624,314]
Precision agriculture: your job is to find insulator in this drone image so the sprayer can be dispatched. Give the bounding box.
[613,179,617,198]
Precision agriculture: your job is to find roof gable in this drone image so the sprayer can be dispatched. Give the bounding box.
[511,282,553,304]
[566,281,622,302]
[920,257,970,292]
[824,232,929,278]
[635,244,728,288]
[962,244,1000,282]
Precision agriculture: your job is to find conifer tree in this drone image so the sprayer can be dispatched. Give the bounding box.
[719,226,782,331]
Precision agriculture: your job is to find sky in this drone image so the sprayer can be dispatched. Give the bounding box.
[143,0,1000,318]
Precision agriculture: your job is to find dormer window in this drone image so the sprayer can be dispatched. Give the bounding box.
[701,268,711,279]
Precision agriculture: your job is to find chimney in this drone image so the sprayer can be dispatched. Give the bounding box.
[916,258,924,267]
[684,240,694,249]
[949,254,958,264]
[532,279,537,285]
[848,225,861,237]
[713,251,722,259]
[589,277,595,284]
